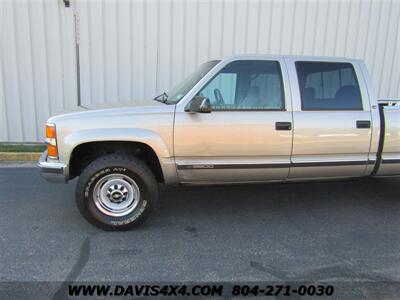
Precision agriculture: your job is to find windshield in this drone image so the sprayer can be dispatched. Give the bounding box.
[164,60,220,104]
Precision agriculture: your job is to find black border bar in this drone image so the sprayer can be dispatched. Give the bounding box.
[176,160,380,170]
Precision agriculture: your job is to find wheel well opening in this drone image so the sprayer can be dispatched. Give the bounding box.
[69,141,164,183]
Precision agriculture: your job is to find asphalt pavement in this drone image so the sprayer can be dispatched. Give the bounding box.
[1,165,400,298]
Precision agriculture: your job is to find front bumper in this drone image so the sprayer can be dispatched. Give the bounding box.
[37,151,68,183]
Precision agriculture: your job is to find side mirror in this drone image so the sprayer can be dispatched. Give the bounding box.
[185,96,212,113]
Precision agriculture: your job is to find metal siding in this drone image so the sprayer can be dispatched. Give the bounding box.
[0,0,399,142]
[117,1,131,103]
[0,42,8,141]
[0,0,77,142]
[131,0,146,100]
[2,1,25,141]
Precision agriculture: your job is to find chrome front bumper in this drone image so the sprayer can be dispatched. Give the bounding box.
[37,151,68,183]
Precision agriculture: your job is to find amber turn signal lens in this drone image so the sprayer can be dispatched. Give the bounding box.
[47,145,58,157]
[46,125,56,138]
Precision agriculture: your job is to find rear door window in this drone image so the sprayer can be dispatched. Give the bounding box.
[296,62,363,110]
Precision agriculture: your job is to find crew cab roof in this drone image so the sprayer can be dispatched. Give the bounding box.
[219,54,363,64]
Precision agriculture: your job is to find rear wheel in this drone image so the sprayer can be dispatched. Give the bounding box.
[75,155,158,230]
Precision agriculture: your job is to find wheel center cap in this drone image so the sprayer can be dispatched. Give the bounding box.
[110,191,124,203]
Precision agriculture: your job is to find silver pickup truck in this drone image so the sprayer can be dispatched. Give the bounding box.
[38,55,400,230]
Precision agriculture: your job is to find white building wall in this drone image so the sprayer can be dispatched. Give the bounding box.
[1,0,400,142]
[0,0,78,142]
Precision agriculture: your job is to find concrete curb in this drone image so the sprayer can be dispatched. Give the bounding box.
[0,152,41,161]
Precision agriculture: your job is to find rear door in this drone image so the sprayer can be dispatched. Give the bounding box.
[286,58,373,178]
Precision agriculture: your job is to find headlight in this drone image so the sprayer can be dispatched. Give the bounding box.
[45,123,58,159]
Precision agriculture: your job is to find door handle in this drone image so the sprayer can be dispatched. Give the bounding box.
[356,120,371,129]
[275,122,292,131]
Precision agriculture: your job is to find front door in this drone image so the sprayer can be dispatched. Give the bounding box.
[173,59,293,184]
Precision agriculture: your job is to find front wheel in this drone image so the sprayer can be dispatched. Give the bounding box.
[75,155,158,231]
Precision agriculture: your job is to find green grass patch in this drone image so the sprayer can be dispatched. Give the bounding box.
[0,143,46,153]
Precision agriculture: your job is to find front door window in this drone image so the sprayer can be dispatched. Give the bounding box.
[198,60,285,111]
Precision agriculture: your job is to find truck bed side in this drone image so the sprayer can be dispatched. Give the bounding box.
[375,100,400,176]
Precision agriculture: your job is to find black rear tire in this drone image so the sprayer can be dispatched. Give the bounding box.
[75,154,158,231]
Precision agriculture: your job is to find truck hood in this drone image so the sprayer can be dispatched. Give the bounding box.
[47,103,175,124]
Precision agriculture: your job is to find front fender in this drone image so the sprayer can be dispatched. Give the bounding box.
[62,128,171,159]
[60,128,178,185]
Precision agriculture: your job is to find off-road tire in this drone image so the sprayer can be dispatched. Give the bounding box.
[75,155,158,231]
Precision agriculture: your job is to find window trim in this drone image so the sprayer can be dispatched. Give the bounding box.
[295,61,364,111]
[197,60,286,112]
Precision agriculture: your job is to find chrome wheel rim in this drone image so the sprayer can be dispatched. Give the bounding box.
[93,174,140,217]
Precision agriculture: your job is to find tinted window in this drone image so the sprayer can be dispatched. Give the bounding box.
[198,61,284,110]
[296,62,362,110]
